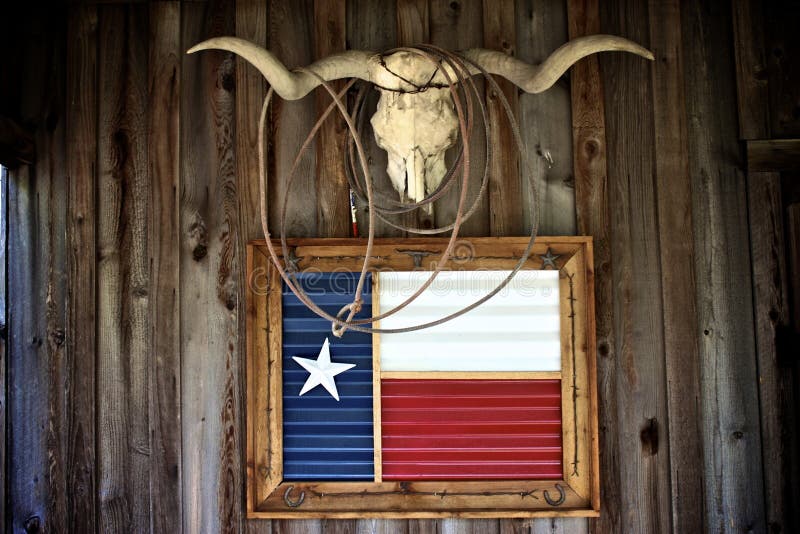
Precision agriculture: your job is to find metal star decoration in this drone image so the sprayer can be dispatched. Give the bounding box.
[539,248,561,270]
[292,338,355,401]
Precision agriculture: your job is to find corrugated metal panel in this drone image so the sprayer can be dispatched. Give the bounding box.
[377,271,561,371]
[381,379,562,480]
[282,272,374,481]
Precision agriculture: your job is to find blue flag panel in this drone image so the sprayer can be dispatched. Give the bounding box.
[282,272,374,481]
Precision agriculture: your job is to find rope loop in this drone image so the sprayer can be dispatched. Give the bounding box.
[255,46,540,336]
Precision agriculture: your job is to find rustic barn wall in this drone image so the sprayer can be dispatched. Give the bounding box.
[1,0,797,533]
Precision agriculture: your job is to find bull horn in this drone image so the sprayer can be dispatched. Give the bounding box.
[187,37,373,100]
[462,34,654,94]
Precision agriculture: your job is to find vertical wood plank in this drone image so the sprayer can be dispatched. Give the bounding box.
[785,197,800,532]
[43,10,68,532]
[236,0,269,241]
[8,164,42,532]
[483,0,522,237]
[314,0,351,238]
[518,1,584,530]
[600,0,672,532]
[347,0,401,238]
[647,1,703,532]
[181,1,242,532]
[8,166,52,533]
[7,11,69,527]
[748,171,798,533]
[682,0,767,531]
[245,246,272,510]
[764,1,800,138]
[97,4,150,531]
[66,4,98,532]
[236,0,269,531]
[516,0,575,236]
[269,0,317,238]
[731,0,770,140]
[397,0,429,44]
[148,3,182,533]
[429,0,489,236]
[733,1,798,531]
[565,1,615,532]
[358,519,409,534]
[441,518,499,534]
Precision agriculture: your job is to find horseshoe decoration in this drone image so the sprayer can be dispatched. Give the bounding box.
[283,485,306,508]
[543,483,566,507]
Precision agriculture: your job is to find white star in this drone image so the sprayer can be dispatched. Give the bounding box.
[292,338,355,401]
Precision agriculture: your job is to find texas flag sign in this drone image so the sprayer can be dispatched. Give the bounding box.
[282,270,562,482]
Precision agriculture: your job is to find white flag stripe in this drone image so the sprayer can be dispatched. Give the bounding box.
[380,343,562,372]
[378,311,560,333]
[377,271,562,372]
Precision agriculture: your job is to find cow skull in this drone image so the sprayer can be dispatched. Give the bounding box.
[188,35,653,204]
[369,51,459,202]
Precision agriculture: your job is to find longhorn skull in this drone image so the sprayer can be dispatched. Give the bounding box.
[188,35,653,203]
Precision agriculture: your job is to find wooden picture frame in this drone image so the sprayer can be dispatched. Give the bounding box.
[245,237,598,518]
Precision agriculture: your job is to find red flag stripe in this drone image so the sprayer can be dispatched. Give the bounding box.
[381,379,562,480]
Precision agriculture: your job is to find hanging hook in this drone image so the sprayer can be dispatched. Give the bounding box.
[543,483,565,506]
[283,485,306,508]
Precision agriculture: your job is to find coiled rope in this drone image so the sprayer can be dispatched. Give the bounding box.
[256,45,540,336]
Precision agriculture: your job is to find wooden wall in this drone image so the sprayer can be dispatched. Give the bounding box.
[1,0,797,532]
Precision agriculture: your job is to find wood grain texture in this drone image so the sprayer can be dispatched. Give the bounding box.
[180,1,242,532]
[518,0,586,525]
[236,0,269,242]
[8,164,50,533]
[731,0,770,140]
[785,200,800,532]
[7,11,69,530]
[346,0,402,238]
[682,0,767,531]
[148,3,182,532]
[600,1,672,532]
[397,0,429,45]
[747,171,798,533]
[66,4,98,532]
[429,0,489,237]
[747,139,800,172]
[734,0,798,530]
[516,0,575,236]
[565,2,612,533]
[235,2,270,531]
[97,5,150,531]
[372,277,382,484]
[269,0,318,238]
[45,14,69,533]
[764,0,800,138]
[483,0,522,237]
[314,0,351,238]
[647,1,703,532]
